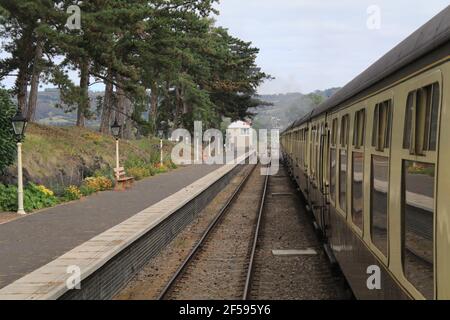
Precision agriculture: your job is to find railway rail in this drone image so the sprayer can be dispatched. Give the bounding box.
[158,163,267,300]
[153,160,345,300]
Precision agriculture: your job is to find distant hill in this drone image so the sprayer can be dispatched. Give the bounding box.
[31,88,103,127]
[252,88,340,130]
[31,87,341,131]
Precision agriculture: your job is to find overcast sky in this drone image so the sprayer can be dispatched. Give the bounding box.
[1,1,449,95]
[214,0,449,94]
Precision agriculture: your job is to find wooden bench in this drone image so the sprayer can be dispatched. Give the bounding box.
[114,167,134,191]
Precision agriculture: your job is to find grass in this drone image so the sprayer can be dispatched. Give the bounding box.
[15,123,175,193]
[1,124,178,213]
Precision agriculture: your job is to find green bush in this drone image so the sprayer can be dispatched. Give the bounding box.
[0,89,17,174]
[0,184,18,212]
[0,183,59,212]
[24,183,59,211]
[93,167,115,183]
[63,185,82,201]
[80,184,96,197]
[127,167,151,180]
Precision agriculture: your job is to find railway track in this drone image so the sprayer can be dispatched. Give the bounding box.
[246,166,346,300]
[158,163,268,300]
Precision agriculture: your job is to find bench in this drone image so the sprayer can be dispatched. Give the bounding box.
[114,167,134,191]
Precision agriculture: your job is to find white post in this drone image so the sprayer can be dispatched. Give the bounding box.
[17,142,26,215]
[115,139,120,179]
[160,139,163,166]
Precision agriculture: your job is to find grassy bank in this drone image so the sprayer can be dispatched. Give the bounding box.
[0,124,176,213]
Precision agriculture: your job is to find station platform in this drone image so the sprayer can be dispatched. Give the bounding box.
[0,164,223,292]
[0,152,253,299]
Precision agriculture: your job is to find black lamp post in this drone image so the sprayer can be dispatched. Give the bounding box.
[111,118,121,140]
[11,109,28,142]
[11,108,28,215]
[111,118,122,179]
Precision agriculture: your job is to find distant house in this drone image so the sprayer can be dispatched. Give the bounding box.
[226,120,254,150]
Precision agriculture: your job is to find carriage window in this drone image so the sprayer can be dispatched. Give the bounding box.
[339,115,349,213]
[371,155,389,257]
[331,118,338,146]
[403,161,435,300]
[340,115,350,147]
[352,152,364,230]
[403,83,440,154]
[353,109,366,149]
[330,149,336,203]
[372,100,392,151]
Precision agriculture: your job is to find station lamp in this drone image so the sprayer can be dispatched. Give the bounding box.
[11,108,28,215]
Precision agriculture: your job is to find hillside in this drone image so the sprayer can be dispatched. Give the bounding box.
[0,124,174,194]
[32,89,103,127]
[252,88,340,130]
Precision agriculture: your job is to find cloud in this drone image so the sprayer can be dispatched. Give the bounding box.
[214,0,450,94]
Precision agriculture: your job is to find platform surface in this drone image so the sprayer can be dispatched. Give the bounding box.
[0,164,221,290]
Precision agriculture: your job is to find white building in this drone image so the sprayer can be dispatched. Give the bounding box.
[226,120,255,151]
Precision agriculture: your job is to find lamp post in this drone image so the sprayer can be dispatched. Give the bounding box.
[11,108,28,215]
[159,121,167,167]
[111,118,121,177]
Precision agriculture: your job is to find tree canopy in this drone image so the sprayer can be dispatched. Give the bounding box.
[0,0,271,137]
[0,88,16,173]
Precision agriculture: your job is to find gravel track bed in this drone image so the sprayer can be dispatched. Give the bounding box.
[115,165,253,300]
[248,167,345,300]
[165,165,264,300]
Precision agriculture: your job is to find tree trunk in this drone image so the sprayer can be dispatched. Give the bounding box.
[149,81,158,127]
[99,70,114,134]
[116,76,135,139]
[174,86,182,128]
[116,80,126,133]
[77,60,90,127]
[26,40,43,122]
[123,99,134,140]
[16,67,28,114]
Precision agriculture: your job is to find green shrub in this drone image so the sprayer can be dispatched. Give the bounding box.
[127,167,151,181]
[24,183,59,211]
[0,183,59,212]
[0,89,17,174]
[93,167,115,182]
[80,184,96,197]
[124,155,148,170]
[0,184,18,212]
[83,176,113,192]
[63,185,82,201]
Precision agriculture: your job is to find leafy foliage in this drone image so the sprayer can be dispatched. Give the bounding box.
[63,185,82,201]
[0,182,59,212]
[0,88,16,173]
[83,176,113,192]
[0,1,270,135]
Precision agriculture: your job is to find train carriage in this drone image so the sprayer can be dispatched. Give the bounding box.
[281,6,450,300]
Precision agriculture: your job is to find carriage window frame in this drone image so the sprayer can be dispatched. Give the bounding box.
[329,117,339,205]
[339,114,350,214]
[401,160,436,300]
[369,98,392,263]
[372,100,392,152]
[351,108,366,233]
[403,82,440,155]
[353,109,366,149]
[399,81,440,300]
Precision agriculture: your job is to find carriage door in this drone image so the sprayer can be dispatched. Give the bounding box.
[321,121,331,237]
